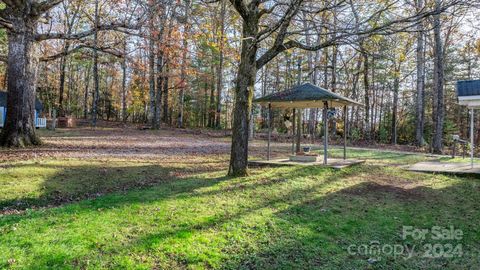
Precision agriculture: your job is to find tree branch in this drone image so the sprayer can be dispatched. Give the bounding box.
[32,0,64,17]
[40,44,124,62]
[229,0,249,20]
[256,0,466,69]
[35,22,138,41]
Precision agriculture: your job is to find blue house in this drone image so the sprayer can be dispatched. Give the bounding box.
[0,91,46,128]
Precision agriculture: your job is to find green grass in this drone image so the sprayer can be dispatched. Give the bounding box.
[326,148,432,165]
[439,156,480,163]
[1,151,479,269]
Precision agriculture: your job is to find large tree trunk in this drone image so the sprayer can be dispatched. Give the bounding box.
[415,0,426,147]
[228,19,258,177]
[0,19,41,147]
[91,0,100,128]
[432,0,445,154]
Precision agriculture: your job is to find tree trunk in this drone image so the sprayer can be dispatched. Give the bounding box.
[208,67,216,128]
[391,69,399,145]
[178,0,190,128]
[362,51,370,140]
[148,13,156,127]
[307,35,317,137]
[228,19,258,177]
[162,61,170,124]
[121,42,128,123]
[58,41,70,117]
[91,0,100,128]
[432,0,445,154]
[0,19,41,147]
[350,55,362,134]
[370,57,376,138]
[215,0,226,128]
[155,51,164,129]
[83,64,91,119]
[261,66,268,128]
[415,0,426,147]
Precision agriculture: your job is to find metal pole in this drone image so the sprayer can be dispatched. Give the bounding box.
[323,101,328,165]
[267,103,272,161]
[471,108,474,169]
[343,105,347,160]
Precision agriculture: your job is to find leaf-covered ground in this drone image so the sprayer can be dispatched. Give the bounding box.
[0,128,479,269]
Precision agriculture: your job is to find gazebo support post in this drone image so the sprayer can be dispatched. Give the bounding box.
[296,109,302,153]
[323,102,329,165]
[292,109,296,155]
[267,103,272,161]
[343,105,347,160]
[471,108,474,169]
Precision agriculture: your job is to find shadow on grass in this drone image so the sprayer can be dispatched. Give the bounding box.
[225,175,480,269]
[0,161,226,212]
[1,163,479,269]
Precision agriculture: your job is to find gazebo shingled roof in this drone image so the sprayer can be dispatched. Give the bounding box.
[254,83,362,109]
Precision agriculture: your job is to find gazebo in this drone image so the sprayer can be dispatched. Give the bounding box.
[457,80,479,168]
[253,83,363,167]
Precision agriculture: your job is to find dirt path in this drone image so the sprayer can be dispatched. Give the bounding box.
[0,128,234,162]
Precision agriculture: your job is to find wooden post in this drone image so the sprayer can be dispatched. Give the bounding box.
[452,142,456,159]
[292,108,296,155]
[323,102,328,165]
[296,108,302,153]
[343,105,347,160]
[52,109,56,131]
[267,103,272,161]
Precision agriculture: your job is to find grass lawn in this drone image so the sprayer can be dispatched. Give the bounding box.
[1,130,479,269]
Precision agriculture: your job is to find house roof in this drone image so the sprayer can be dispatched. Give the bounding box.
[0,91,43,111]
[254,83,362,109]
[456,80,480,108]
[457,80,480,97]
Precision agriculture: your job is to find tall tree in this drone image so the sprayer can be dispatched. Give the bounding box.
[121,37,128,123]
[58,0,82,116]
[0,0,64,146]
[215,0,226,128]
[147,0,157,127]
[178,0,191,128]
[92,0,100,128]
[432,0,445,153]
[0,0,137,144]
[415,0,426,147]
[225,0,461,176]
